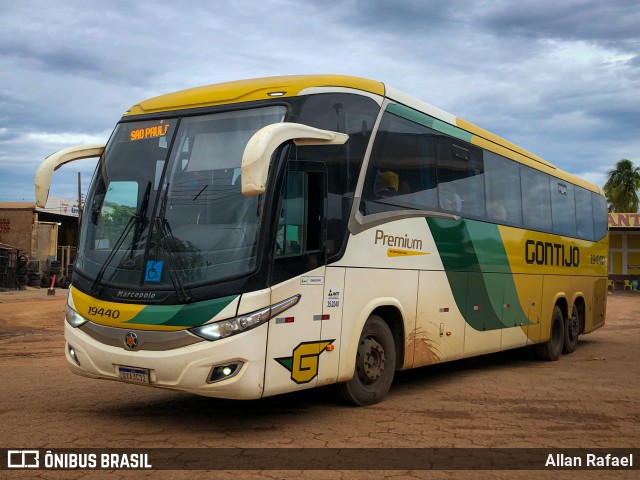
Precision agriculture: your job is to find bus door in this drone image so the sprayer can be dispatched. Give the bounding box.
[264,161,329,396]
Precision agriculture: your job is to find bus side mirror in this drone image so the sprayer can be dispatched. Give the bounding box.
[241,123,348,196]
[34,145,105,208]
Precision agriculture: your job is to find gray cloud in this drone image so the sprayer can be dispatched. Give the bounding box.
[1,0,639,201]
[476,0,640,44]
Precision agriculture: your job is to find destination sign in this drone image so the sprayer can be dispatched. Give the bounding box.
[130,124,170,141]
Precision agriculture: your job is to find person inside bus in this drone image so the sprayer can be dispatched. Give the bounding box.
[487,201,507,222]
[375,170,399,197]
[439,182,462,212]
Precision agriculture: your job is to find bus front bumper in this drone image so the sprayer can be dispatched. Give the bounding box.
[63,321,267,399]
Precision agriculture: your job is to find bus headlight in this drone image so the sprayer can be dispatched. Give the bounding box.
[66,304,88,327]
[190,294,300,341]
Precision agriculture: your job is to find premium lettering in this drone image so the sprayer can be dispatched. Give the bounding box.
[375,229,423,250]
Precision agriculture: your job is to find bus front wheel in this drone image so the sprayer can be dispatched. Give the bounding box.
[336,315,396,406]
[534,306,564,361]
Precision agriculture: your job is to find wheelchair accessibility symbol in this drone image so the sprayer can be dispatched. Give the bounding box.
[145,260,163,283]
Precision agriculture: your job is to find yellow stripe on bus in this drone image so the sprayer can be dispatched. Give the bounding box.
[387,248,431,257]
[71,287,145,326]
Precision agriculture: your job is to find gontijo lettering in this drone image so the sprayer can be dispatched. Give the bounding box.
[525,240,580,267]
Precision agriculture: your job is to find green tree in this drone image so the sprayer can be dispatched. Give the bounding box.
[603,159,640,213]
[98,203,137,247]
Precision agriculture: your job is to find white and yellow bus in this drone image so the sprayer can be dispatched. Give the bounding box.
[35,75,608,405]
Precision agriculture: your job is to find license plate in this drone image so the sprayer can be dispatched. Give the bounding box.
[117,366,150,384]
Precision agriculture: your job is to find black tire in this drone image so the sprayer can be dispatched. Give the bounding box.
[56,275,66,288]
[563,304,580,354]
[17,275,28,287]
[49,261,62,274]
[534,306,564,361]
[335,315,396,406]
[17,254,28,265]
[16,265,27,276]
[41,275,51,288]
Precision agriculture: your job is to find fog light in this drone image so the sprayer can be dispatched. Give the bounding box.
[207,362,242,384]
[68,344,80,366]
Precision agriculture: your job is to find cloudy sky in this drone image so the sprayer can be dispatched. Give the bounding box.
[1,0,639,203]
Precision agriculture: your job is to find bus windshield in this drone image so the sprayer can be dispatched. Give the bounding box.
[77,106,286,291]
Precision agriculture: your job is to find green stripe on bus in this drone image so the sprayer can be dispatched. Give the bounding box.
[426,218,532,331]
[125,294,238,327]
[386,103,473,143]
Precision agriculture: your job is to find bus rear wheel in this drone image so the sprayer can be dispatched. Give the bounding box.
[563,304,580,354]
[534,306,564,361]
[336,315,396,406]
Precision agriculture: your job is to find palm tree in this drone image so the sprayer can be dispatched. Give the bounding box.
[603,159,640,212]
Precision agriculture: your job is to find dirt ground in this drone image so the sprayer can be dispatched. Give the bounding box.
[0,287,638,479]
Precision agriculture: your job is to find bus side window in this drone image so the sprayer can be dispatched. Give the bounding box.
[575,187,594,240]
[272,164,327,284]
[484,151,522,225]
[592,193,608,241]
[276,171,305,256]
[275,168,325,258]
[436,137,485,218]
[521,166,552,232]
[551,180,577,238]
[360,110,438,214]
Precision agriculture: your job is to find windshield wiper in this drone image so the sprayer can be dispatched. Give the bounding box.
[89,182,151,295]
[129,181,152,259]
[151,184,192,302]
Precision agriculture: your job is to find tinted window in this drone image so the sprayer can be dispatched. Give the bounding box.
[592,193,608,241]
[551,180,577,237]
[484,151,522,225]
[293,93,380,258]
[521,166,552,232]
[361,111,438,214]
[296,93,379,194]
[575,187,594,240]
[275,171,306,257]
[436,137,485,218]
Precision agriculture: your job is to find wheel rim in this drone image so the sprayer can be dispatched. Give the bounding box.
[567,313,579,343]
[356,336,386,385]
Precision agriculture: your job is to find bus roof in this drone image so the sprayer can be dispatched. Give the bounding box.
[124,75,385,116]
[124,75,602,195]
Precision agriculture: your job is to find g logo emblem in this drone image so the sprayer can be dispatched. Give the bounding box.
[275,340,334,384]
[124,332,139,350]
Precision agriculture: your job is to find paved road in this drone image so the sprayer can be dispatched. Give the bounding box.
[0,288,638,479]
